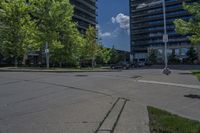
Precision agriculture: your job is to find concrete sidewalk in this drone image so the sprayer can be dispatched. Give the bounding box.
[114,101,150,133]
[95,98,150,133]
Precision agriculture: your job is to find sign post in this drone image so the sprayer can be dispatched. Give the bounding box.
[162,0,171,75]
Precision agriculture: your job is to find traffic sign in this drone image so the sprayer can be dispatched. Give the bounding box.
[163,34,168,43]
[45,49,49,53]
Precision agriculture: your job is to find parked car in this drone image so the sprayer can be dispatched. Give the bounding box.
[110,61,130,69]
[145,61,152,66]
[130,61,139,68]
[137,61,145,67]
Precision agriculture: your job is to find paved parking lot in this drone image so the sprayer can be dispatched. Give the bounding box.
[0,69,200,133]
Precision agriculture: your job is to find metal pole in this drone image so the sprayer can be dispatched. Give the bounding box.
[162,0,171,75]
[162,0,167,68]
[45,42,49,69]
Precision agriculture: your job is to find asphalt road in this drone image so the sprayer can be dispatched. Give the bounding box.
[0,69,200,133]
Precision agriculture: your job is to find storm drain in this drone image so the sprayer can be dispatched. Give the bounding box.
[130,75,142,79]
[75,75,88,77]
[95,98,128,133]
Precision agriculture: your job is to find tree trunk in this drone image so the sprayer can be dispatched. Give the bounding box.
[91,57,95,69]
[197,45,200,63]
[22,54,28,66]
[45,42,49,69]
[14,56,18,67]
[91,60,93,69]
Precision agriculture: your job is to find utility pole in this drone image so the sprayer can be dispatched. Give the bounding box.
[162,0,171,75]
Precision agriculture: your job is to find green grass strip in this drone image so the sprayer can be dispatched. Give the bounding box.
[192,70,200,81]
[148,106,200,133]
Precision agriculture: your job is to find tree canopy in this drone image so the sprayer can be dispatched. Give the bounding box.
[81,26,98,68]
[96,45,111,65]
[31,0,84,66]
[0,0,85,67]
[0,0,110,68]
[174,1,200,44]
[0,0,38,65]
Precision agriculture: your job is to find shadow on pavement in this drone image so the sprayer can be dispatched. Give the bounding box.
[184,94,200,100]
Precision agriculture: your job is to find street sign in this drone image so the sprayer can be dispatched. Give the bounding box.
[163,34,168,43]
[45,49,49,53]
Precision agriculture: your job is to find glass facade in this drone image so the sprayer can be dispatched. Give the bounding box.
[70,0,97,34]
[129,0,193,60]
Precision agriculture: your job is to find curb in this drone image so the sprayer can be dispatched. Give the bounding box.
[0,69,121,73]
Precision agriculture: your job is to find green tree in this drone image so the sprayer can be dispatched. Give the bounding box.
[0,0,38,66]
[187,47,197,63]
[51,20,85,67]
[110,46,119,64]
[83,26,98,68]
[148,49,157,64]
[168,53,180,64]
[32,0,83,68]
[174,1,200,61]
[96,45,111,65]
[101,47,111,64]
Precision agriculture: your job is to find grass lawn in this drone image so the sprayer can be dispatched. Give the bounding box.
[148,106,200,133]
[192,70,200,81]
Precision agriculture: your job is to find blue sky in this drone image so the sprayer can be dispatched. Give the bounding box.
[97,0,130,51]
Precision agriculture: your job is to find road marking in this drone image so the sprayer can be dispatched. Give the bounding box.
[137,80,200,90]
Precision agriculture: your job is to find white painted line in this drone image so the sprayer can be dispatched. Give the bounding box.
[137,80,200,90]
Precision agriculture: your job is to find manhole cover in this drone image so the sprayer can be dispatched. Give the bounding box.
[131,75,142,79]
[75,75,88,77]
[82,121,88,123]
[184,94,200,99]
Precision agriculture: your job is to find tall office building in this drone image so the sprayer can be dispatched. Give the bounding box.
[130,0,192,62]
[70,0,97,34]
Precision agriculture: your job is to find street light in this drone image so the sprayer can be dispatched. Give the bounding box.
[162,0,171,75]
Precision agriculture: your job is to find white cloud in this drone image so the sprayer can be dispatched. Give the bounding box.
[99,32,112,38]
[96,25,100,29]
[97,13,130,39]
[111,17,116,23]
[97,25,112,38]
[112,27,121,37]
[111,13,130,34]
[97,26,122,39]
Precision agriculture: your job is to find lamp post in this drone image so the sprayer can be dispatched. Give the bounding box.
[162,0,171,75]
